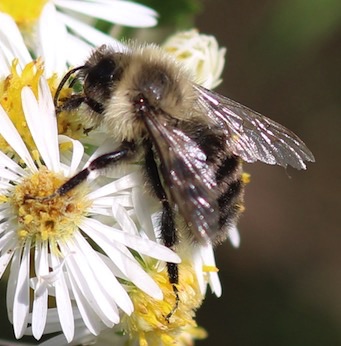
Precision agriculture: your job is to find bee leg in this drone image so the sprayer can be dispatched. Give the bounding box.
[56,95,104,115]
[55,95,86,113]
[165,262,179,322]
[58,144,133,196]
[162,203,179,322]
[144,142,179,321]
[26,144,130,202]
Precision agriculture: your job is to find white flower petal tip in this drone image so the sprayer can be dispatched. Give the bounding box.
[228,225,241,248]
[155,246,181,264]
[54,0,158,28]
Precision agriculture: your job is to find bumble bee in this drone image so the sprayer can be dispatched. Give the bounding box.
[53,43,314,317]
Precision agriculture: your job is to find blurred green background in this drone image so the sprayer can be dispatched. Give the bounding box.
[195,0,341,345]
[1,0,340,344]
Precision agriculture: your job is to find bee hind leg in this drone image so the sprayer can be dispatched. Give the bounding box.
[162,203,179,322]
[144,143,179,321]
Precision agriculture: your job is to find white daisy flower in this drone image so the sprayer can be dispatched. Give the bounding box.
[0,72,180,342]
[163,28,227,89]
[32,187,211,346]
[0,0,158,76]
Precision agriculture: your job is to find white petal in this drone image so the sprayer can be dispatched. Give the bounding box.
[111,200,139,235]
[208,270,222,297]
[0,13,32,69]
[228,224,241,248]
[38,78,60,171]
[39,321,96,346]
[82,220,143,279]
[38,3,68,76]
[89,195,133,216]
[0,150,26,177]
[0,166,21,182]
[64,34,95,67]
[55,0,157,27]
[73,231,133,314]
[0,237,16,279]
[13,240,31,338]
[0,106,36,172]
[32,242,49,340]
[0,229,18,250]
[191,248,206,295]
[63,258,120,327]
[58,135,84,176]
[28,307,81,336]
[67,273,106,335]
[21,83,60,173]
[200,245,222,297]
[98,251,163,300]
[57,12,124,49]
[50,252,75,342]
[7,247,22,324]
[0,41,13,76]
[80,220,171,299]
[132,186,157,241]
[83,218,181,263]
[87,171,143,199]
[59,239,122,323]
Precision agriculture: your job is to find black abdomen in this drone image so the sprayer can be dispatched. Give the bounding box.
[194,126,245,245]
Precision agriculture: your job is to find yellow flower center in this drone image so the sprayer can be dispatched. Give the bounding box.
[0,60,43,156]
[121,262,207,345]
[0,60,88,159]
[10,167,91,251]
[0,0,47,28]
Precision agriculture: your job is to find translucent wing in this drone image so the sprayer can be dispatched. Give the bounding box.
[143,110,219,244]
[194,84,315,170]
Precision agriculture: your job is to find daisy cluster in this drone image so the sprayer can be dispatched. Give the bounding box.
[0,1,234,345]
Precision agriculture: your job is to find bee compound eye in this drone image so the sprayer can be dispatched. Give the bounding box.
[87,58,123,88]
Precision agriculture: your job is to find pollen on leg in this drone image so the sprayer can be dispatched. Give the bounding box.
[10,167,91,246]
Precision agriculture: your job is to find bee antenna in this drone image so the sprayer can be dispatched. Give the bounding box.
[54,65,86,107]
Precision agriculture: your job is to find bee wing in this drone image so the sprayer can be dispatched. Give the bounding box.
[194,85,315,170]
[143,111,219,244]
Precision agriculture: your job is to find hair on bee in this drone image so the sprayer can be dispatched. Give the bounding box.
[53,42,314,319]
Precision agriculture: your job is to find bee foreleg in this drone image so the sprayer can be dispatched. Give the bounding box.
[55,95,86,114]
[56,95,104,115]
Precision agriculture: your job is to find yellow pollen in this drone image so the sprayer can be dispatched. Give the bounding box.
[0,0,47,29]
[203,265,219,273]
[10,167,91,247]
[237,204,246,213]
[242,172,251,184]
[55,83,92,141]
[121,262,207,345]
